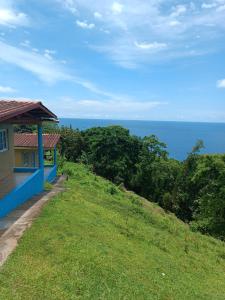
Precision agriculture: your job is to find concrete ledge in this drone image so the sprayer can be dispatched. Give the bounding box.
[0,175,66,267]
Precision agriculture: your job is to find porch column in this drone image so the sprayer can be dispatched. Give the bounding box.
[53,146,57,166]
[38,123,44,170]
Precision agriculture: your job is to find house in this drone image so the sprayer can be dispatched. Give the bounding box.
[14,133,60,168]
[0,100,58,218]
[14,133,60,183]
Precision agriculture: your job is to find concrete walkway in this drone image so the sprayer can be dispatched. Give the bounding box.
[0,175,66,267]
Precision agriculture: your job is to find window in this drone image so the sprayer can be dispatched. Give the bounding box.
[22,151,36,167]
[23,152,30,167]
[0,129,8,152]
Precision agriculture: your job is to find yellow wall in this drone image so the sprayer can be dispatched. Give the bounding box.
[0,124,15,180]
[15,148,39,167]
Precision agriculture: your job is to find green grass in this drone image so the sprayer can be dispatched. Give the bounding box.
[0,162,225,299]
[44,181,53,191]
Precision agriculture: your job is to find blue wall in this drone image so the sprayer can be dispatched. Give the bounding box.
[0,169,43,218]
[0,165,58,217]
[45,165,57,183]
[0,124,59,218]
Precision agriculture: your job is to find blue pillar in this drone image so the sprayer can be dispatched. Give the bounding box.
[38,123,44,189]
[53,146,57,166]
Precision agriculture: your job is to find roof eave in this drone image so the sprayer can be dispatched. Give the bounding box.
[0,101,58,124]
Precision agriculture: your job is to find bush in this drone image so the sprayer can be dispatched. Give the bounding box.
[45,124,225,240]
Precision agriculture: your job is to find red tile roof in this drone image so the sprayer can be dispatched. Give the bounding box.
[14,133,60,149]
[0,100,57,123]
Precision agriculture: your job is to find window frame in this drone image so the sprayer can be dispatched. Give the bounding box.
[0,129,9,153]
[22,152,30,167]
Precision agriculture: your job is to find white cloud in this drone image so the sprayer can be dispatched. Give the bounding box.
[217,78,225,88]
[0,41,133,100]
[169,20,181,27]
[76,20,95,29]
[135,41,167,50]
[43,49,56,60]
[94,12,102,19]
[59,0,77,15]
[20,40,30,47]
[0,9,28,27]
[55,97,165,119]
[202,3,217,9]
[111,2,124,14]
[0,1,28,27]
[56,0,225,68]
[72,77,132,100]
[0,41,70,84]
[0,85,17,93]
[170,5,187,18]
[217,4,225,11]
[32,48,39,53]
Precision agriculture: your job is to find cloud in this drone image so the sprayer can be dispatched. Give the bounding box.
[43,49,56,60]
[111,2,123,14]
[92,37,169,69]
[59,0,77,15]
[94,12,102,19]
[56,0,225,68]
[134,41,167,50]
[0,41,70,84]
[202,3,217,9]
[0,1,28,27]
[76,20,95,29]
[20,40,30,47]
[72,77,136,101]
[170,5,187,18]
[217,4,225,11]
[0,41,134,100]
[169,20,181,27]
[217,78,225,88]
[55,97,165,119]
[0,85,17,93]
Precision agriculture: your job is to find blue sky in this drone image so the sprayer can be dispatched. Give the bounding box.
[0,0,225,122]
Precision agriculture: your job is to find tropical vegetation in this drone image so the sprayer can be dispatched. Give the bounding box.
[45,124,225,240]
[0,163,224,299]
[17,123,225,240]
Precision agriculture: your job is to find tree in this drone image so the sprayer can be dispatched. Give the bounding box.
[130,135,181,208]
[82,126,142,184]
[174,140,205,221]
[190,154,225,239]
[60,127,85,162]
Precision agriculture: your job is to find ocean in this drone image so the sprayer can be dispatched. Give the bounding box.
[59,118,225,160]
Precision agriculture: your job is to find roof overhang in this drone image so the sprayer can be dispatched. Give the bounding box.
[0,100,58,124]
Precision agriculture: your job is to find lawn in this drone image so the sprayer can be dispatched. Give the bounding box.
[0,162,225,299]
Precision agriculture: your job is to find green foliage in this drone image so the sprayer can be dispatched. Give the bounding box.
[132,155,181,206]
[42,122,60,133]
[162,192,174,211]
[60,127,85,162]
[57,154,66,175]
[14,124,36,133]
[168,140,206,222]
[82,126,142,185]
[42,125,225,240]
[44,182,53,191]
[190,154,225,239]
[0,162,225,299]
[14,122,59,134]
[191,139,205,154]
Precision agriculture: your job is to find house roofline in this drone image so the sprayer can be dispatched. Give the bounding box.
[0,100,58,123]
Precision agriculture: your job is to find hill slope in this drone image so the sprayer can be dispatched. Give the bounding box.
[0,162,225,299]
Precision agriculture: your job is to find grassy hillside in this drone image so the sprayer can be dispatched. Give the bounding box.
[0,162,225,299]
